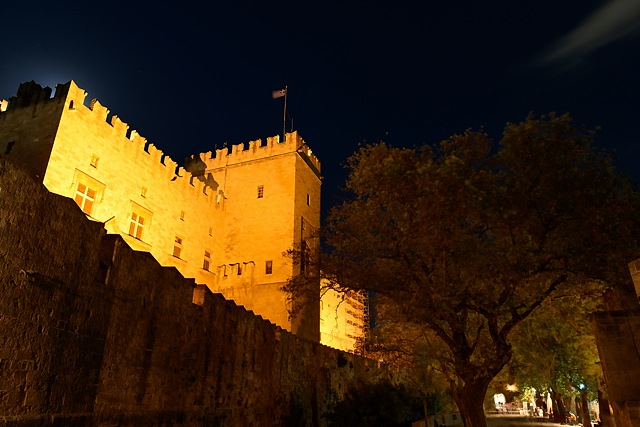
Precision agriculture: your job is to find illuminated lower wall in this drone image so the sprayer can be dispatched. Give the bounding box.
[0,156,404,426]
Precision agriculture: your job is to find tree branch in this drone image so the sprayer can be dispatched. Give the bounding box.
[501,273,568,337]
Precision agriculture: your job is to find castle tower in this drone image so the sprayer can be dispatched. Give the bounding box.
[0,80,321,341]
[201,134,322,340]
[0,80,74,180]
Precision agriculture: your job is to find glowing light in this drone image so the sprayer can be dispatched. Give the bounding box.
[506,383,519,392]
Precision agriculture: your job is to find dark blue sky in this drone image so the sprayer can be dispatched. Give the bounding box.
[2,0,640,212]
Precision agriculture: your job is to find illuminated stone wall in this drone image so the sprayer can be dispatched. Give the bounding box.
[0,80,321,341]
[321,286,367,352]
[0,156,403,426]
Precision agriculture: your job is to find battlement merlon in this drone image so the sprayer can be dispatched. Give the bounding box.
[200,131,322,176]
[0,80,77,113]
[89,99,109,121]
[59,80,88,107]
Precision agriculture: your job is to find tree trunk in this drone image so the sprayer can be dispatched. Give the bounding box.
[552,390,567,423]
[455,380,490,427]
[580,390,591,427]
[597,383,615,427]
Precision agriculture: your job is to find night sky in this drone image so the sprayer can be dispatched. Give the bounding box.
[3,1,640,214]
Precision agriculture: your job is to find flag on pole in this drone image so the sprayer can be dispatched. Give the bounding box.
[272,86,288,142]
[272,88,286,99]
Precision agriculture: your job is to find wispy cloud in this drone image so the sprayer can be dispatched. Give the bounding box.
[542,0,640,63]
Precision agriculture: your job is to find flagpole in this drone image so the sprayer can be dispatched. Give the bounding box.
[282,85,288,142]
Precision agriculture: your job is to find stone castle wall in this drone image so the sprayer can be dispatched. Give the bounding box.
[0,80,323,341]
[0,156,400,426]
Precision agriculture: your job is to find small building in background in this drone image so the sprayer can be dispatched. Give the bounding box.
[320,283,368,352]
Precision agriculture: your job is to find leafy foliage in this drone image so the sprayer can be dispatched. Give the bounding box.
[506,284,604,399]
[285,113,640,427]
[492,281,605,427]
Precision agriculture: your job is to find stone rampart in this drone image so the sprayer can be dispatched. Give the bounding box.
[0,156,402,426]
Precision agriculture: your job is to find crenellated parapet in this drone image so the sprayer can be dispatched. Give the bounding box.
[201,130,321,175]
[2,80,321,188]
[55,80,213,199]
[0,80,68,119]
[7,80,54,109]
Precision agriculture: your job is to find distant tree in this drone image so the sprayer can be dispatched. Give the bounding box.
[284,113,640,427]
[501,283,604,425]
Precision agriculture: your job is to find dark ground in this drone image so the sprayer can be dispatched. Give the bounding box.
[487,413,570,427]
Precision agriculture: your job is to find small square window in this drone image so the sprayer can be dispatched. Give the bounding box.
[266,260,273,275]
[141,187,147,198]
[180,211,185,221]
[173,236,183,258]
[203,250,211,271]
[257,185,264,199]
[90,155,99,168]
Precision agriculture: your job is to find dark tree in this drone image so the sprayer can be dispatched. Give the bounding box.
[285,113,640,427]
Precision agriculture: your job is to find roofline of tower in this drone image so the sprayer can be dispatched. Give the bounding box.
[296,148,322,180]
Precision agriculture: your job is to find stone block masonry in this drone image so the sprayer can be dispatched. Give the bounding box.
[0,156,404,426]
